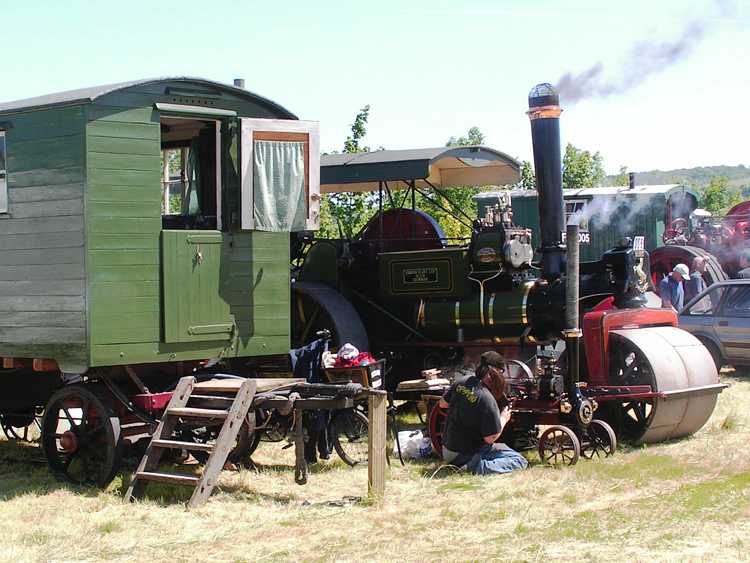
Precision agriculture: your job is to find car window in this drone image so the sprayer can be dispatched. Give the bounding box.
[685,286,725,316]
[720,286,750,318]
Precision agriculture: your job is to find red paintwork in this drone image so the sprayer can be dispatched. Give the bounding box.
[131,391,173,415]
[357,208,446,259]
[583,308,677,386]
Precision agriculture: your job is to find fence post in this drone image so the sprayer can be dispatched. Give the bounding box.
[367,390,387,501]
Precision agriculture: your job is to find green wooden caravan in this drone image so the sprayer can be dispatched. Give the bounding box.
[475,184,699,262]
[0,78,320,375]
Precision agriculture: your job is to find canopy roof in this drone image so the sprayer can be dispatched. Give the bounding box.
[320,146,520,193]
[0,77,296,118]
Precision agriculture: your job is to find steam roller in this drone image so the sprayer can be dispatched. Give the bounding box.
[294,82,725,462]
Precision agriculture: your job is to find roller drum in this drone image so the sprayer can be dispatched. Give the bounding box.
[609,326,720,444]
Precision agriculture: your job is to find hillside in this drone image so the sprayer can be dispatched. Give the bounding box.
[607,165,750,194]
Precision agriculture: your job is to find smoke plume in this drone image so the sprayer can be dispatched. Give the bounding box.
[557,21,706,104]
[568,193,662,235]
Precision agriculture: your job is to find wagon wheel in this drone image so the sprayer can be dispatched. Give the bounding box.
[331,408,370,466]
[41,386,122,487]
[650,245,728,292]
[580,420,617,459]
[1,408,42,442]
[291,282,369,352]
[429,402,447,456]
[538,425,580,466]
[179,415,260,465]
[606,338,656,442]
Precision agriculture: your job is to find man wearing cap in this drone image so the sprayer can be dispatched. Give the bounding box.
[660,263,688,311]
[737,249,750,279]
[438,351,528,475]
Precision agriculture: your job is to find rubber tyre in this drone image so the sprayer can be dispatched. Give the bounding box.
[331,408,369,466]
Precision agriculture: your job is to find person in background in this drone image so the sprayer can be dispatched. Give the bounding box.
[737,249,750,279]
[660,263,689,311]
[684,257,707,304]
[438,351,528,475]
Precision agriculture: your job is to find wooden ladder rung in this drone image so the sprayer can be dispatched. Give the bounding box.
[151,439,214,452]
[166,407,229,419]
[135,471,200,486]
[189,394,235,402]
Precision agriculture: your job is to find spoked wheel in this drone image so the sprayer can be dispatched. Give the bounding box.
[180,416,260,465]
[538,425,580,466]
[1,408,42,442]
[331,408,369,466]
[580,420,617,459]
[41,386,122,487]
[607,338,656,442]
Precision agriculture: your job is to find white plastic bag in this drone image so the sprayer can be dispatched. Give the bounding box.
[395,430,433,459]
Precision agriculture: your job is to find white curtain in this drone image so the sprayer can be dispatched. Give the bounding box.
[253,140,306,231]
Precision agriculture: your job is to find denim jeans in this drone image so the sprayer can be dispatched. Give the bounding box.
[444,443,528,475]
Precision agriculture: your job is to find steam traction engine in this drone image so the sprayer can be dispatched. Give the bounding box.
[294,83,725,463]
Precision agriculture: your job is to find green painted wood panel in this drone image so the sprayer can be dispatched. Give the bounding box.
[162,230,233,343]
[0,106,87,372]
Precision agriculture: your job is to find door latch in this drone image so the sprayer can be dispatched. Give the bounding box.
[195,243,204,265]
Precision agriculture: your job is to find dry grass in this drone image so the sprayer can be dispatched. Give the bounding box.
[1,371,749,562]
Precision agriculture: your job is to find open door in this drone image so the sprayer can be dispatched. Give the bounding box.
[239,118,320,232]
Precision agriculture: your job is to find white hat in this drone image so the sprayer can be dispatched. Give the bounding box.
[673,263,689,280]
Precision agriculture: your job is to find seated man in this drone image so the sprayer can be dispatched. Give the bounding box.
[439,351,528,475]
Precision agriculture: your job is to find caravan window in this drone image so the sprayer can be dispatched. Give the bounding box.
[0,132,7,213]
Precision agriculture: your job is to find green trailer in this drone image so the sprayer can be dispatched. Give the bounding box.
[0,78,320,484]
[475,184,699,262]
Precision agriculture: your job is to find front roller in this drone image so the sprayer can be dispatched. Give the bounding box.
[607,326,724,444]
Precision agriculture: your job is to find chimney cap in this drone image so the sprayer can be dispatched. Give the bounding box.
[528,83,559,108]
[233,78,246,89]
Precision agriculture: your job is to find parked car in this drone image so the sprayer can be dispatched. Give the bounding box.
[679,279,750,370]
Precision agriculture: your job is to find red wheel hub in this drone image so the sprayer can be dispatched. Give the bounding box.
[59,430,78,453]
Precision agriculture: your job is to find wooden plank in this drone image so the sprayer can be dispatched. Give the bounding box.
[87,135,159,156]
[86,120,159,140]
[4,198,83,219]
[2,107,85,142]
[0,295,85,312]
[87,216,160,234]
[88,249,159,267]
[89,281,158,299]
[0,215,83,235]
[194,378,304,394]
[0,247,84,266]
[166,407,228,419]
[87,152,161,171]
[89,265,159,282]
[88,233,156,250]
[86,167,160,188]
[188,379,257,507]
[0,263,84,281]
[368,391,387,501]
[6,135,83,172]
[151,439,213,452]
[0,280,83,296]
[134,472,199,486]
[0,231,84,251]
[0,311,84,328]
[9,184,83,203]
[8,166,83,188]
[0,326,86,344]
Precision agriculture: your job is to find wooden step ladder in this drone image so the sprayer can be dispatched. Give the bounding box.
[125,375,257,508]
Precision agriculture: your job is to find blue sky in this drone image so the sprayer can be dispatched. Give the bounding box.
[2,0,748,173]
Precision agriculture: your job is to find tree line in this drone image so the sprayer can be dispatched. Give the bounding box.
[319,106,745,239]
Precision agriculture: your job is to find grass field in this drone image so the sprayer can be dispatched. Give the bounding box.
[1,371,748,562]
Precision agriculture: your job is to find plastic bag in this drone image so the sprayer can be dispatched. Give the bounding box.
[395,430,433,459]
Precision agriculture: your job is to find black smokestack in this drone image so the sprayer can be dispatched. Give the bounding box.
[527,83,565,280]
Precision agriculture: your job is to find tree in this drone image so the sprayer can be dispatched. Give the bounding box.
[562,143,606,189]
[700,176,742,216]
[318,105,376,238]
[517,160,536,190]
[446,126,485,147]
[613,165,629,187]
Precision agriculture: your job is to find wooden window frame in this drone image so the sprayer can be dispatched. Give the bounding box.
[240,118,320,231]
[0,131,7,214]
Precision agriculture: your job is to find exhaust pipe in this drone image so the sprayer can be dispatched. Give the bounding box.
[527,83,565,280]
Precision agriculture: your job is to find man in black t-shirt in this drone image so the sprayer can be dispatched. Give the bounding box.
[438,351,528,475]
